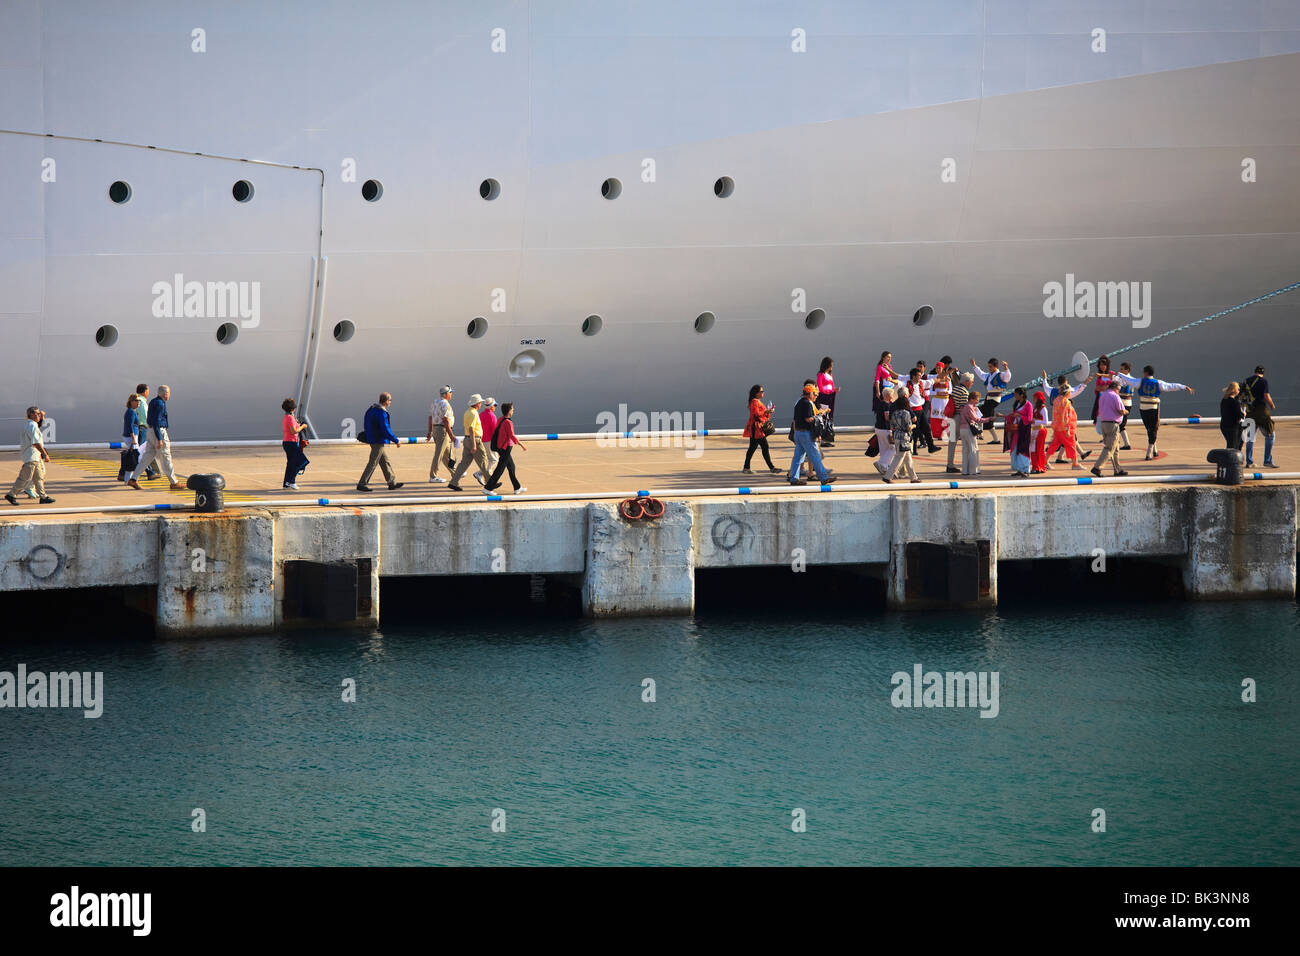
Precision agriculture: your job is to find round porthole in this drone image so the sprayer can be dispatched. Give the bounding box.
[216,322,239,345]
[805,308,826,330]
[582,314,603,336]
[694,311,716,333]
[332,319,355,342]
[108,181,132,204]
[912,305,934,327]
[95,324,118,347]
[467,316,488,338]
[232,180,254,202]
[713,176,735,198]
[362,179,383,202]
[480,178,501,200]
[601,178,621,200]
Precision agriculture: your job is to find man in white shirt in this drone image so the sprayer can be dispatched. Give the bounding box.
[426,385,458,482]
[5,407,54,505]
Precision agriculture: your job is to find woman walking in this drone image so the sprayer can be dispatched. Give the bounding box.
[484,402,528,494]
[282,398,309,489]
[1029,391,1051,473]
[873,386,896,476]
[959,389,994,475]
[816,357,839,424]
[118,394,141,481]
[1220,383,1245,451]
[873,351,897,413]
[742,384,780,474]
[1004,387,1033,477]
[1090,355,1119,439]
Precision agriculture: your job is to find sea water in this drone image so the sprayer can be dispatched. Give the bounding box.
[1,600,1295,866]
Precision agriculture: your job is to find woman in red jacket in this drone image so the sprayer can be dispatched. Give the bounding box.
[743,384,780,474]
[483,402,528,494]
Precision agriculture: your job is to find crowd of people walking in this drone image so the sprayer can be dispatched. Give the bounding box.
[0,359,1283,504]
[747,352,1272,485]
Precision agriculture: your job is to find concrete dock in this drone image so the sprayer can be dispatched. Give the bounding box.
[1,423,1296,634]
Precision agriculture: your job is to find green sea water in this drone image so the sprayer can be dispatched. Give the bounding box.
[1,599,1296,865]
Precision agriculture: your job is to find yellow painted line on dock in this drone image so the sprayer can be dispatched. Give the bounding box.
[50,455,261,502]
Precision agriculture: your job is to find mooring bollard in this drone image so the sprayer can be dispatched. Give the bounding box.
[1206,448,1244,485]
[187,473,227,512]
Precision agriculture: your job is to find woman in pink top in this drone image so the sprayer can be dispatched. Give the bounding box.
[816,356,839,420]
[484,402,528,494]
[873,351,895,413]
[281,397,309,489]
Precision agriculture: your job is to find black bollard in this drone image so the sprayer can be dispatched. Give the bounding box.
[1206,448,1243,485]
[186,473,227,512]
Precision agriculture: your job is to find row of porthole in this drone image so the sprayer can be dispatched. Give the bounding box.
[107,180,258,204]
[93,305,932,347]
[103,176,735,205]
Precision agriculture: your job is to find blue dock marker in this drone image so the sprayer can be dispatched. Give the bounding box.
[546,433,558,440]
[1077,476,1093,484]
[637,490,649,497]
[318,498,330,505]
[109,441,122,449]
[738,487,751,494]
[487,494,503,501]
[949,481,959,488]
[1187,416,1201,424]
[152,502,172,509]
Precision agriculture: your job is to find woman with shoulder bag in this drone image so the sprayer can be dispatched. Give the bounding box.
[743,384,780,474]
[118,394,141,481]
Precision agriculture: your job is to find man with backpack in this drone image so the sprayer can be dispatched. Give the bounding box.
[357,392,404,492]
[1241,365,1277,468]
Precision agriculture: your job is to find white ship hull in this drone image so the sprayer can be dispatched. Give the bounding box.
[2,1,1299,441]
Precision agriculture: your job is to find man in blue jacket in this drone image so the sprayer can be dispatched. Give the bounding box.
[357,392,405,492]
[127,385,183,490]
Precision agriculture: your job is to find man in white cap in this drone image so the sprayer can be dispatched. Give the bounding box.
[448,394,489,491]
[478,397,500,481]
[426,385,457,483]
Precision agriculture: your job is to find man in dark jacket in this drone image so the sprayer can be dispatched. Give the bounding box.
[357,392,405,492]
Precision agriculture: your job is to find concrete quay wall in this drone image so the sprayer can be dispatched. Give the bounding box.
[0,485,1294,635]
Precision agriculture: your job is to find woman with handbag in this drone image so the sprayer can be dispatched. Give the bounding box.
[118,394,141,481]
[743,384,780,474]
[282,398,309,489]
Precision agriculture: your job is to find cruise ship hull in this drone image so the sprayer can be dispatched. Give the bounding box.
[2,2,1298,442]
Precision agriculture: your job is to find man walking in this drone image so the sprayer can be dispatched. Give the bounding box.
[788,383,836,486]
[5,407,55,505]
[127,385,183,490]
[358,392,404,492]
[970,357,1011,444]
[946,371,972,473]
[448,394,490,491]
[426,385,457,483]
[134,384,159,479]
[1091,380,1129,477]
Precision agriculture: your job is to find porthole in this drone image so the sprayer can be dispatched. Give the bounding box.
[601,178,621,200]
[108,180,131,204]
[467,316,488,338]
[912,305,934,327]
[361,179,383,202]
[805,308,826,330]
[333,319,355,342]
[479,178,501,200]
[694,311,716,333]
[582,314,603,336]
[713,176,735,198]
[232,179,254,203]
[216,322,239,345]
[95,324,118,347]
